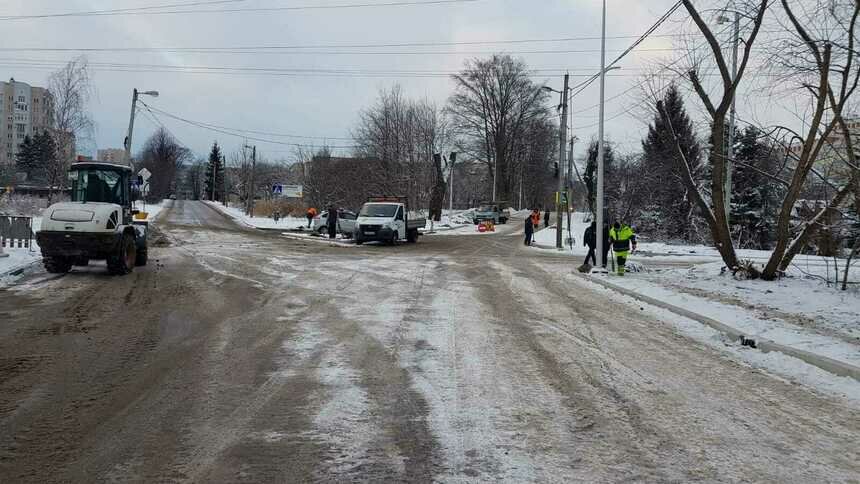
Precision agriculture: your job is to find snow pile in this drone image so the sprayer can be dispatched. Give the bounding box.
[0,217,41,283]
[530,212,591,253]
[420,209,473,232]
[133,199,168,223]
[279,231,356,246]
[204,201,309,230]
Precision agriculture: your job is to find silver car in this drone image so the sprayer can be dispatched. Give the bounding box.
[313,210,357,236]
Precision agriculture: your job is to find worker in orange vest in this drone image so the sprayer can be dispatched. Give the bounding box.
[306,207,318,228]
[531,209,541,229]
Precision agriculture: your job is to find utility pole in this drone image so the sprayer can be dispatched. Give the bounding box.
[448,152,457,215]
[222,154,227,207]
[124,88,158,168]
[244,145,256,216]
[492,157,497,202]
[595,0,608,269]
[725,10,740,223]
[556,73,569,249]
[567,136,576,236]
[211,157,217,202]
[124,89,138,167]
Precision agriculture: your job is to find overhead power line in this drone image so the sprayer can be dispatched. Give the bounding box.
[0,47,679,56]
[0,33,703,52]
[571,5,772,129]
[567,1,685,98]
[0,0,479,21]
[139,101,358,149]
[0,0,243,21]
[0,58,782,80]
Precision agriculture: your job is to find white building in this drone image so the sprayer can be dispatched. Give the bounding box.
[0,78,52,167]
[97,148,127,164]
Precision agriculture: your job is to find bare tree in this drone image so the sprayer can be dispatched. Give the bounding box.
[138,128,192,201]
[184,160,206,200]
[447,55,551,203]
[676,0,770,271]
[756,0,860,279]
[353,85,452,212]
[45,56,94,202]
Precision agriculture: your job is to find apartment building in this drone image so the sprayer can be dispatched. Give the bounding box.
[0,77,53,167]
[97,148,127,164]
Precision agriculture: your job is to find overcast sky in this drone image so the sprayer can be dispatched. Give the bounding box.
[1,0,802,165]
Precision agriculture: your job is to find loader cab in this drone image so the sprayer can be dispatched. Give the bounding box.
[68,162,134,208]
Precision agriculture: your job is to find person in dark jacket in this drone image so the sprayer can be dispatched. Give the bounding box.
[544,208,550,228]
[327,205,339,239]
[601,222,611,268]
[524,212,534,246]
[584,221,597,266]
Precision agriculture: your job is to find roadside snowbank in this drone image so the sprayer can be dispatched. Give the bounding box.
[133,200,168,223]
[0,217,41,284]
[531,212,590,252]
[204,201,308,230]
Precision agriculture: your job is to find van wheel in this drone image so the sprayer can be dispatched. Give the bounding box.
[108,233,136,275]
[135,245,148,266]
[407,230,418,243]
[44,256,72,274]
[389,231,398,246]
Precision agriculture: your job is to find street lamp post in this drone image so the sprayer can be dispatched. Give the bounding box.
[124,88,159,167]
[596,0,608,270]
[448,152,458,215]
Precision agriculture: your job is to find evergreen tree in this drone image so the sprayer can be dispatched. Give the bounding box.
[204,142,225,201]
[15,135,37,180]
[15,131,56,183]
[641,84,702,241]
[584,140,615,217]
[731,126,784,249]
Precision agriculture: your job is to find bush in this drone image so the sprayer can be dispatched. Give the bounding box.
[252,199,305,218]
[732,259,762,280]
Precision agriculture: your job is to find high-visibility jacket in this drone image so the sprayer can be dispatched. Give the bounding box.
[609,224,636,255]
[307,207,317,218]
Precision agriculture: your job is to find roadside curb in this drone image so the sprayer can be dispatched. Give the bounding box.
[200,201,256,229]
[0,258,42,280]
[278,232,356,248]
[579,273,860,382]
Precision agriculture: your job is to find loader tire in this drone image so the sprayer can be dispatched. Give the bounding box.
[108,233,136,275]
[44,256,72,274]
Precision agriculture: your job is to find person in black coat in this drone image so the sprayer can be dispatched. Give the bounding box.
[524,212,534,246]
[544,208,550,228]
[327,205,339,239]
[601,222,611,267]
[584,221,597,266]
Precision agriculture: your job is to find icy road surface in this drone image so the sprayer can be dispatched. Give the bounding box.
[0,200,857,482]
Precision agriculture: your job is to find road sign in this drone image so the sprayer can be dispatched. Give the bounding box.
[138,168,152,181]
[273,184,302,198]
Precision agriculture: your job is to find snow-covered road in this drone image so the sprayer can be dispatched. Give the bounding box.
[1,201,858,482]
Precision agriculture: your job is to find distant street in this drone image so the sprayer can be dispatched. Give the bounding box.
[0,200,858,482]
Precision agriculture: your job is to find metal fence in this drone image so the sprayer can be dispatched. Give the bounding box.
[0,215,33,249]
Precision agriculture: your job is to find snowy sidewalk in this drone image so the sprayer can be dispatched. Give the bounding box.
[528,213,860,380]
[584,271,860,381]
